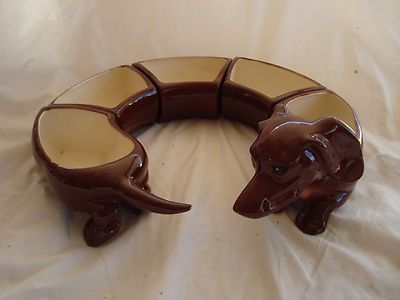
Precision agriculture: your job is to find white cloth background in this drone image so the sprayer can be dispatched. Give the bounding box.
[0,1,399,299]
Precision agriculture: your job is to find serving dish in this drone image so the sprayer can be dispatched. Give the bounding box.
[32,57,364,246]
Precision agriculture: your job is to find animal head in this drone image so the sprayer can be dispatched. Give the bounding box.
[233,114,364,218]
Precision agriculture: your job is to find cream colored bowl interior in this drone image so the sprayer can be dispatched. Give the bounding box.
[140,57,227,83]
[286,92,361,142]
[38,108,134,169]
[54,67,148,108]
[230,58,318,99]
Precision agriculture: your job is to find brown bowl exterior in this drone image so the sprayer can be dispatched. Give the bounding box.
[221,57,326,128]
[32,105,191,246]
[134,57,232,121]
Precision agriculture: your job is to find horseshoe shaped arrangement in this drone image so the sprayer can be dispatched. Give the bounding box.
[32,57,364,246]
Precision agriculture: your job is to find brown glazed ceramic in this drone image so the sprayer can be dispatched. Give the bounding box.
[134,57,232,121]
[32,57,364,246]
[33,105,191,246]
[233,90,364,234]
[221,57,326,128]
[51,65,159,133]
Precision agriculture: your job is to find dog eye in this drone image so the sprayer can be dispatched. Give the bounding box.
[271,164,288,175]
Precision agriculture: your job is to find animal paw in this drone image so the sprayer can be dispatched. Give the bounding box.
[83,217,121,247]
[295,211,327,235]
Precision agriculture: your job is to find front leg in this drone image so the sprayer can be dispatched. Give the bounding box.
[83,200,121,247]
[295,192,349,235]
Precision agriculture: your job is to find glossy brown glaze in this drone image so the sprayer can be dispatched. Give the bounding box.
[233,96,364,234]
[32,105,190,246]
[134,57,232,121]
[33,56,364,246]
[52,65,160,133]
[221,57,326,128]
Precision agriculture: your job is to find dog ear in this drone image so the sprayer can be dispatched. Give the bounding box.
[305,118,364,182]
[258,103,289,130]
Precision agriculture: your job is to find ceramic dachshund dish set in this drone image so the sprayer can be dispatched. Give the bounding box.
[32,57,364,246]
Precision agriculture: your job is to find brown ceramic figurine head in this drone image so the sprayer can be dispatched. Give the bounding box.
[233,91,364,234]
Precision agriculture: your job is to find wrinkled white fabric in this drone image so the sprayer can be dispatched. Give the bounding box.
[0,1,399,299]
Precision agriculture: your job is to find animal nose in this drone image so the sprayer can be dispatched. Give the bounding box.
[233,171,272,218]
[233,200,263,219]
